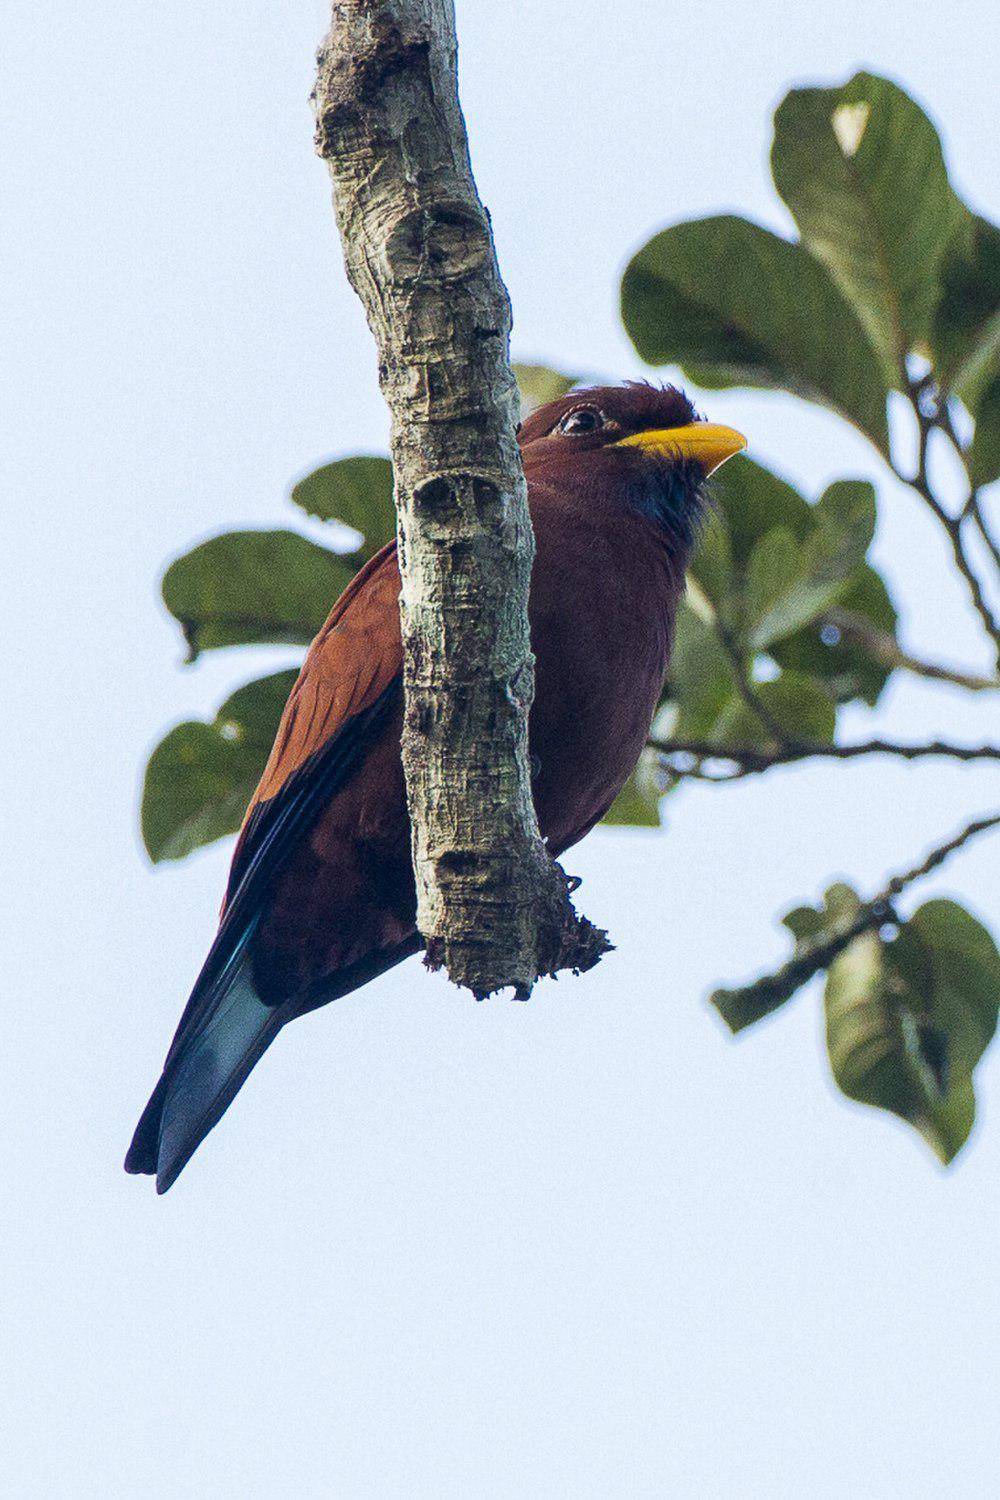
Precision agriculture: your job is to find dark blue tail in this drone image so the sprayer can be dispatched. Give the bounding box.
[126,679,411,1192]
[125,924,286,1192]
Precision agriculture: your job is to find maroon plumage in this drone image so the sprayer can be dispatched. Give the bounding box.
[127,383,745,1191]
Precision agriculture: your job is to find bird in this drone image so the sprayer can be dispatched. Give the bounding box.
[126,383,745,1192]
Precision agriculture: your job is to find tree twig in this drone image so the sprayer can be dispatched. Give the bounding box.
[648,735,1000,774]
[938,400,1000,571]
[311,0,607,995]
[891,385,1000,664]
[821,608,999,692]
[715,620,791,742]
[712,810,1000,1032]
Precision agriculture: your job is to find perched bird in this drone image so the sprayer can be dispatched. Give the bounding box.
[127,384,745,1192]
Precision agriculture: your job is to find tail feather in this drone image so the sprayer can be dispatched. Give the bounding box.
[127,680,413,1192]
[126,933,423,1191]
[125,944,284,1193]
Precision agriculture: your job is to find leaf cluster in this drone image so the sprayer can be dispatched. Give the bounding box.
[621,71,1000,481]
[714,889,1000,1163]
[142,73,1000,1160]
[618,71,1000,1157]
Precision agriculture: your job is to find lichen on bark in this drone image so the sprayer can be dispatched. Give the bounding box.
[311,0,608,996]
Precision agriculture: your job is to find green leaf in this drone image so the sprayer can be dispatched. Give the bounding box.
[162,530,357,659]
[712,882,864,1033]
[819,882,865,927]
[969,375,1000,487]
[744,526,804,643]
[688,510,734,616]
[919,1080,976,1166]
[813,479,877,554]
[890,901,1000,1079]
[706,459,889,698]
[744,482,876,650]
[513,362,579,418]
[771,563,899,706]
[690,457,889,706]
[669,466,881,745]
[772,72,966,386]
[141,670,297,862]
[931,214,1000,401]
[781,881,864,948]
[662,600,737,739]
[711,670,836,747]
[825,897,1000,1163]
[782,903,828,944]
[601,750,664,828]
[711,456,813,566]
[826,924,927,1118]
[621,214,889,451]
[290,456,395,558]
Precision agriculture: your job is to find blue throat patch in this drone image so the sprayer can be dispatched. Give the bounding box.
[627,457,707,549]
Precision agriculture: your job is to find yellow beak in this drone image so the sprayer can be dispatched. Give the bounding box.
[613,422,747,476]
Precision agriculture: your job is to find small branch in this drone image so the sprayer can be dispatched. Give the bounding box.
[893,463,1000,662]
[715,621,791,743]
[966,494,998,560]
[885,810,1000,889]
[311,1,607,995]
[938,401,1000,571]
[820,608,999,691]
[659,759,752,785]
[891,385,1000,664]
[712,810,1000,1032]
[649,735,1000,775]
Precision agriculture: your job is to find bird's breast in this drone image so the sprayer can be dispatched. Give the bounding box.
[526,499,680,853]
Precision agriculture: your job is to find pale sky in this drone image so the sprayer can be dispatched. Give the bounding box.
[4,1,1000,1495]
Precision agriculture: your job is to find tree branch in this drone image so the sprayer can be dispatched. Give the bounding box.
[714,619,791,742]
[891,384,1000,664]
[311,0,607,996]
[712,810,1000,1032]
[938,399,1000,571]
[821,608,999,692]
[648,735,1000,776]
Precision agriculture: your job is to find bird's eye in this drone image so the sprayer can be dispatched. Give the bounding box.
[557,407,603,435]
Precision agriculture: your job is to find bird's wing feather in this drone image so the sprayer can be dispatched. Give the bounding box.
[226,542,403,900]
[125,544,404,1186]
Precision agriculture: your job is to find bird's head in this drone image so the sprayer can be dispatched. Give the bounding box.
[518,382,746,551]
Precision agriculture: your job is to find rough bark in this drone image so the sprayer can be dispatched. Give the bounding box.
[311,0,608,996]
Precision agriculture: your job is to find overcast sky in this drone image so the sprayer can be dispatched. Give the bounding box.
[4,1,999,1495]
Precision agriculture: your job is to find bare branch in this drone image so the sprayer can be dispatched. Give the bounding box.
[311,0,607,995]
[712,810,1000,1032]
[938,400,1000,571]
[822,608,1000,692]
[891,385,1000,664]
[648,735,1000,776]
[715,621,792,743]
